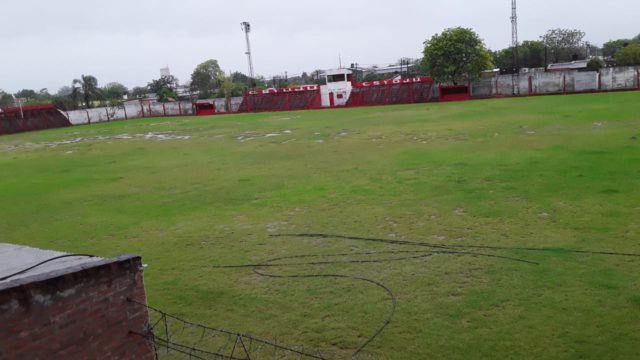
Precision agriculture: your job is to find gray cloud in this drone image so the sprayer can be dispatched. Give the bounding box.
[1,0,638,92]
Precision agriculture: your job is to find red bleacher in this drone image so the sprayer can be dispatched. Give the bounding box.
[237,86,322,113]
[346,77,434,107]
[0,104,71,136]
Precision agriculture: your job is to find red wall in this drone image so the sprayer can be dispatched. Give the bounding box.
[0,255,154,360]
[0,104,71,136]
[438,85,471,102]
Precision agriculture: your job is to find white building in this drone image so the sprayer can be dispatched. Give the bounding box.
[320,68,353,107]
[160,66,171,77]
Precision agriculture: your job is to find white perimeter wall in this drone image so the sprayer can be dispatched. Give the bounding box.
[470,66,639,98]
[65,100,194,125]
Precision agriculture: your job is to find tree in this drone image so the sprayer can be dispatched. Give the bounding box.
[587,58,605,71]
[603,39,632,58]
[421,27,494,84]
[603,35,640,59]
[38,88,51,99]
[155,88,178,103]
[493,48,513,73]
[585,43,602,58]
[106,99,123,119]
[541,28,586,63]
[218,74,234,111]
[102,82,128,100]
[0,90,14,107]
[14,89,38,100]
[72,75,101,108]
[148,76,179,102]
[494,40,546,73]
[130,86,149,99]
[56,86,73,97]
[615,43,640,66]
[52,96,77,111]
[148,75,178,94]
[362,73,387,82]
[70,86,82,109]
[230,71,264,88]
[231,71,250,85]
[42,87,77,110]
[520,41,547,68]
[190,59,223,98]
[10,88,54,106]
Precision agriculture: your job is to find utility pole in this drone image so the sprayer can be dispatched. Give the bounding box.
[241,22,255,88]
[12,94,23,119]
[511,0,520,95]
[585,41,590,59]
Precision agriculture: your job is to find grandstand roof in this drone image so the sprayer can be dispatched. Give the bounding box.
[547,60,589,71]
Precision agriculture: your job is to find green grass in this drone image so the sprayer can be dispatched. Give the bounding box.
[1,92,640,359]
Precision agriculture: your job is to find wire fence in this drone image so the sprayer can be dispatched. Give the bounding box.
[128,299,330,360]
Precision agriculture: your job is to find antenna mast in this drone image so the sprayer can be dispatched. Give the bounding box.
[511,0,520,95]
[241,22,255,87]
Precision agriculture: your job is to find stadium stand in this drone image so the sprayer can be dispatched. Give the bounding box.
[346,77,434,107]
[237,86,322,113]
[0,104,71,136]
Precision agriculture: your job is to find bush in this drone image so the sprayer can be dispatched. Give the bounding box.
[587,58,605,71]
[615,43,640,66]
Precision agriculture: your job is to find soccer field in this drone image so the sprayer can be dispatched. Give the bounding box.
[1,92,639,359]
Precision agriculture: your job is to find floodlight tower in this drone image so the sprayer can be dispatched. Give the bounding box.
[511,0,520,95]
[11,94,24,119]
[241,22,255,87]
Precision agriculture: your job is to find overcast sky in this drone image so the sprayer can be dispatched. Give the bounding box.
[1,0,638,93]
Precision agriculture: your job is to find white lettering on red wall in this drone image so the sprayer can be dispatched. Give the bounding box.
[355,77,433,88]
[248,85,318,95]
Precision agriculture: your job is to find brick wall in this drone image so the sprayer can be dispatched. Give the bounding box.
[0,255,155,360]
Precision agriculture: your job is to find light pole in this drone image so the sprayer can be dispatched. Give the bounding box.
[241,22,255,88]
[12,94,24,119]
[510,0,520,95]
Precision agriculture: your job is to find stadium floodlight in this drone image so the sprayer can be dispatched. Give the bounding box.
[241,22,255,88]
[12,94,24,119]
[511,0,520,95]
